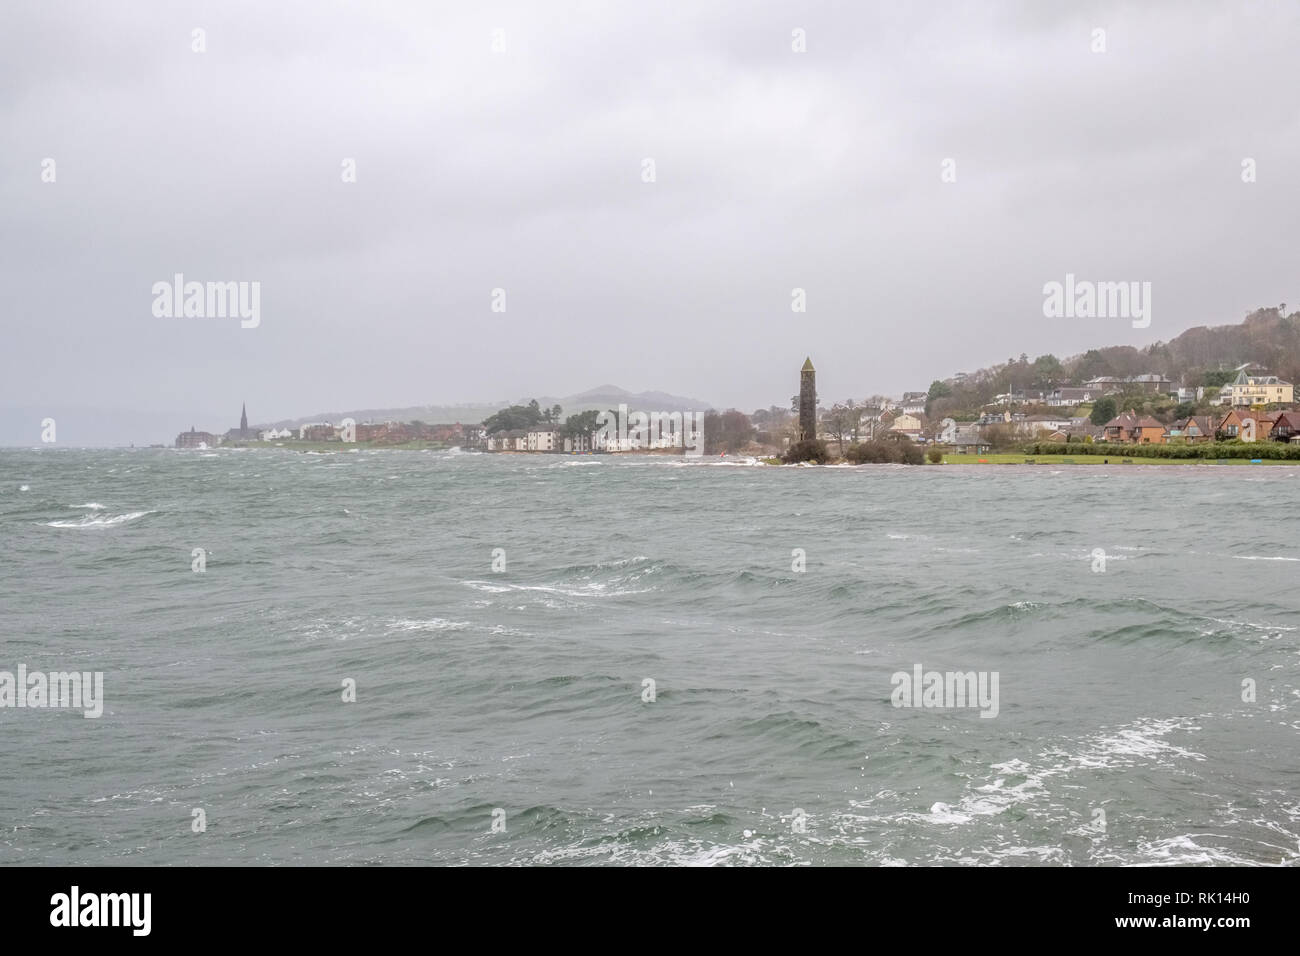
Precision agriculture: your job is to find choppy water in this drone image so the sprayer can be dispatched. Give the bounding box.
[1,447,1298,866]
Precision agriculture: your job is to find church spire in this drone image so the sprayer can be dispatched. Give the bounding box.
[240,402,248,434]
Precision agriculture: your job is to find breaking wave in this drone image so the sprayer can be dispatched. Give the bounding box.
[45,510,153,528]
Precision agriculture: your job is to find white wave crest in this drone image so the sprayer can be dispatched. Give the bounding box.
[386,617,471,632]
[46,510,153,528]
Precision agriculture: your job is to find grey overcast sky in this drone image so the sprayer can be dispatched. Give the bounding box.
[1,0,1297,444]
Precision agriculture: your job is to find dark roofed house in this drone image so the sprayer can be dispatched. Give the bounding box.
[1052,423,1104,443]
[1131,415,1166,443]
[1102,411,1138,443]
[1128,374,1172,393]
[1270,411,1300,442]
[1084,376,1126,393]
[1186,415,1218,442]
[949,424,989,454]
[1164,415,1217,443]
[1104,411,1165,444]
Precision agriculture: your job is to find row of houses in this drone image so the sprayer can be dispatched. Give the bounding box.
[177,421,486,448]
[993,377,1175,407]
[860,403,1300,452]
[991,371,1294,409]
[861,412,1089,452]
[1099,408,1300,444]
[484,424,702,453]
[293,421,485,444]
[486,427,563,452]
[935,414,1096,452]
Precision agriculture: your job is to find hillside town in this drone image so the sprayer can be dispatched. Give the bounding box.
[802,366,1299,454]
[175,364,1300,457]
[175,308,1300,457]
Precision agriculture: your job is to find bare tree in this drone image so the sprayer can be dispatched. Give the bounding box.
[843,398,863,443]
[825,403,851,454]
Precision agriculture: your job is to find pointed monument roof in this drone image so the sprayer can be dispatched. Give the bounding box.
[802,357,815,372]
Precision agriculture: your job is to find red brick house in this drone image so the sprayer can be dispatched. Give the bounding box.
[1103,411,1165,444]
[1162,415,1217,443]
[1269,411,1300,442]
[1217,408,1280,440]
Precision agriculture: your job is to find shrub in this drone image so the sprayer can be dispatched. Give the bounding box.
[846,441,897,463]
[846,438,924,465]
[782,438,830,463]
[926,447,944,463]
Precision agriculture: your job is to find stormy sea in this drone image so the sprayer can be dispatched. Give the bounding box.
[1,447,1297,866]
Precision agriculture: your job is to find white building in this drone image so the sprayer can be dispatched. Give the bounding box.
[1018,415,1073,435]
[1046,386,1103,407]
[901,392,928,415]
[486,430,527,451]
[297,422,334,439]
[525,427,560,452]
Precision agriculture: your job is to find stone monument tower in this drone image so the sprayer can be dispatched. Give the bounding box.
[799,357,816,441]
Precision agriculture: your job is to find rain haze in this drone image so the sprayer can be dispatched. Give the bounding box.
[1,0,1297,445]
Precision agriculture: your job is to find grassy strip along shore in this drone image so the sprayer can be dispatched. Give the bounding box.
[1021,441,1300,460]
[784,436,1299,465]
[940,452,1291,465]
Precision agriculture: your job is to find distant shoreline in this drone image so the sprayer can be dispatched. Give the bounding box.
[7,445,1295,467]
[206,444,1297,466]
